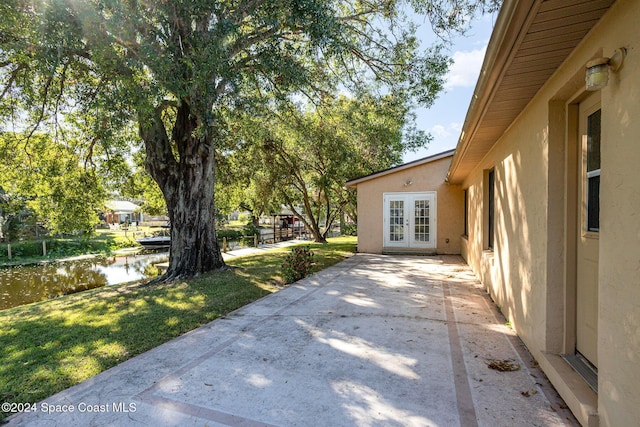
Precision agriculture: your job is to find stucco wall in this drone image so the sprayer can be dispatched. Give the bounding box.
[462,99,550,354]
[355,156,463,254]
[589,1,640,425]
[461,0,640,425]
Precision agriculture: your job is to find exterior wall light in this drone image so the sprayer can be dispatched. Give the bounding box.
[585,48,626,91]
[404,179,413,187]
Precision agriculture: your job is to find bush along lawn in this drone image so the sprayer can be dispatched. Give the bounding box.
[0,234,139,266]
[0,236,356,420]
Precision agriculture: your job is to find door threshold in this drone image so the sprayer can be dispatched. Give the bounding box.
[382,249,437,256]
[562,353,598,393]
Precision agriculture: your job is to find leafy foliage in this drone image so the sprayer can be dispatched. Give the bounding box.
[0,133,105,236]
[410,0,501,40]
[0,235,135,261]
[0,187,31,241]
[120,151,167,216]
[224,94,429,242]
[282,245,314,283]
[242,221,261,238]
[216,229,243,241]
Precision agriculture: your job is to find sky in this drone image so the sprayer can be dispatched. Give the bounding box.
[403,12,498,163]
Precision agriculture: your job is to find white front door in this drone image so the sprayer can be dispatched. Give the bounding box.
[383,192,437,249]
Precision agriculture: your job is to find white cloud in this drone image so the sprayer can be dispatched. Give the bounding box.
[430,122,462,139]
[449,122,462,133]
[431,124,451,138]
[445,47,487,89]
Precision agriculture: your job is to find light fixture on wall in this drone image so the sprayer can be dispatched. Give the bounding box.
[404,179,413,187]
[585,48,626,91]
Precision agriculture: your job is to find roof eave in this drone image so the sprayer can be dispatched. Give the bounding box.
[346,149,455,187]
[446,0,539,185]
[447,0,616,185]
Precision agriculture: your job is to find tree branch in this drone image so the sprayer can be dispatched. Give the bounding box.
[0,63,26,101]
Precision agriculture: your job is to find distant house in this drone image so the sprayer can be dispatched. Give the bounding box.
[346,150,463,255]
[104,200,143,226]
[348,0,640,425]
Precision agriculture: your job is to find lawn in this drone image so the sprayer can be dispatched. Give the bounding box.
[0,237,356,420]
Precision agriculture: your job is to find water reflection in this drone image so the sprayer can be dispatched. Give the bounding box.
[0,252,168,310]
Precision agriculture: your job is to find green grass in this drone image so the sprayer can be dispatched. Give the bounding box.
[0,236,356,419]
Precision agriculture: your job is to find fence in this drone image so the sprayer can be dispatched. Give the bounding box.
[2,240,54,260]
[221,227,313,252]
[1,225,341,260]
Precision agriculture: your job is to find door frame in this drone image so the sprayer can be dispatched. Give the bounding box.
[382,192,437,249]
[574,92,600,367]
[561,89,601,368]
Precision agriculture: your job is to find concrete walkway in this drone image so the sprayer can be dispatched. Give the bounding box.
[154,239,307,272]
[7,254,576,426]
[221,239,308,259]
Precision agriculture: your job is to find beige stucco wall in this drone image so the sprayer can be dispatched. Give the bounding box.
[355,156,463,254]
[591,2,640,426]
[460,0,640,425]
[462,99,550,351]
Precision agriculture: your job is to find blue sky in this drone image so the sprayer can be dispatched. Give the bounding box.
[403,13,497,163]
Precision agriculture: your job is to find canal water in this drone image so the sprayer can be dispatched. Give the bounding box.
[0,252,169,310]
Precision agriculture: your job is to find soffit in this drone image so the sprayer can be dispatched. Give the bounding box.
[447,0,616,184]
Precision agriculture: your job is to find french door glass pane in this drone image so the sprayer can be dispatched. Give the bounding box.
[389,200,404,241]
[414,199,430,242]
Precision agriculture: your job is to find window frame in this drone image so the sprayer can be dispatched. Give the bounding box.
[463,189,469,237]
[586,108,601,233]
[486,168,495,251]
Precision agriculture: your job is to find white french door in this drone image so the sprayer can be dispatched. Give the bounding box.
[383,192,437,249]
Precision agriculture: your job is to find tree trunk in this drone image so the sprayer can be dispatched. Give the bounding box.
[309,225,328,244]
[163,169,226,280]
[251,214,260,227]
[285,204,327,244]
[139,103,226,281]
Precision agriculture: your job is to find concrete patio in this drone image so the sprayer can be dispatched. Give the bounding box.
[7,254,576,426]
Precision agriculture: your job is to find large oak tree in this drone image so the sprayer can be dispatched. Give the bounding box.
[1,0,498,281]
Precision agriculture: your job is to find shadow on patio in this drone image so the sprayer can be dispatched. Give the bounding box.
[8,254,577,427]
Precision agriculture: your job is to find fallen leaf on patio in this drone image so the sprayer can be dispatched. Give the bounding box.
[487,359,521,372]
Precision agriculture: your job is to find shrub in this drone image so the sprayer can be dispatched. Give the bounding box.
[242,221,261,237]
[282,246,314,284]
[217,229,243,241]
[342,223,357,236]
[240,221,260,246]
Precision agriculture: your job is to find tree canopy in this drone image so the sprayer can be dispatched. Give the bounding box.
[0,132,105,236]
[221,94,429,242]
[1,0,500,280]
